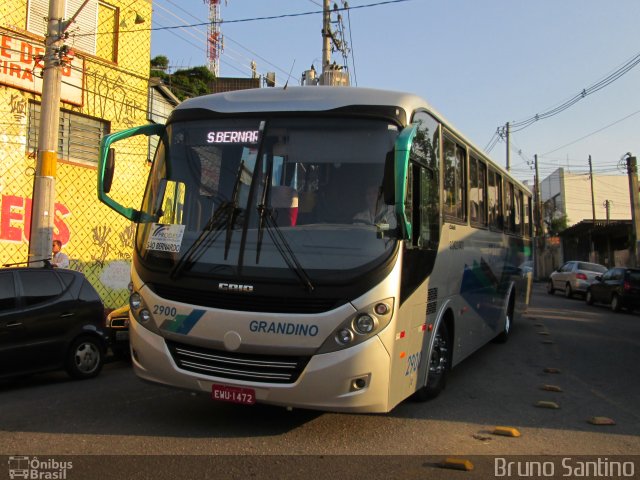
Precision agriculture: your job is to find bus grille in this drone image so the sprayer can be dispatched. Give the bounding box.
[166,340,310,384]
[150,284,344,314]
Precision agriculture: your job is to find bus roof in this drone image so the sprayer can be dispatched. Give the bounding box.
[177,86,430,117]
[175,86,529,192]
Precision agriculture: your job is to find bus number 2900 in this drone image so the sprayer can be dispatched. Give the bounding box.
[153,305,177,317]
[405,352,421,376]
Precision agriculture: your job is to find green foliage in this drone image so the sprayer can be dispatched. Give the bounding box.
[150,57,215,101]
[151,55,169,71]
[546,213,568,236]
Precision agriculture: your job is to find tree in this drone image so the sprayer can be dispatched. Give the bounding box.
[546,212,568,236]
[150,55,169,73]
[169,66,215,100]
[149,56,214,101]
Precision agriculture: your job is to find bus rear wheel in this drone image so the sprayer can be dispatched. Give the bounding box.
[494,293,515,344]
[412,321,450,402]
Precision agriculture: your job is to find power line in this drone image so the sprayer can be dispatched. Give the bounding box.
[73,1,410,37]
[541,108,640,157]
[505,50,640,134]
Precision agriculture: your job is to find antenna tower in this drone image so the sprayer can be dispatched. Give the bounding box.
[205,0,226,76]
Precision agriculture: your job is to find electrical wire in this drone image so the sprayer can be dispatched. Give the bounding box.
[541,108,640,157]
[72,0,410,37]
[506,50,640,133]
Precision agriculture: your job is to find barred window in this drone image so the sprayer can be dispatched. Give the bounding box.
[28,102,110,168]
[27,0,98,56]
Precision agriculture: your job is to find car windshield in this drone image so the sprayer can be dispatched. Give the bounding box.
[135,116,400,285]
[578,262,607,273]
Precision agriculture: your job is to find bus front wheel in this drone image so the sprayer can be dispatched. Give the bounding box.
[412,321,450,402]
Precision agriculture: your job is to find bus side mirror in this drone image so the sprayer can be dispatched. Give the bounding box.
[383,151,395,205]
[104,148,115,194]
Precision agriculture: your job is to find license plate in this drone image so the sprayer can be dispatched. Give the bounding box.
[212,384,256,405]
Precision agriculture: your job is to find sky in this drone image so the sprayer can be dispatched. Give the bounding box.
[150,0,640,186]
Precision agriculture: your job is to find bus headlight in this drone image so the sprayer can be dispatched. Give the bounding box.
[354,314,376,334]
[128,291,159,334]
[130,292,142,310]
[335,328,354,345]
[317,298,394,354]
[139,309,151,323]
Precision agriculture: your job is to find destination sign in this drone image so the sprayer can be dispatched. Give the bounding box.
[207,130,259,144]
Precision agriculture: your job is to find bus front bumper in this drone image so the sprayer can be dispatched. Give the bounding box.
[130,319,392,413]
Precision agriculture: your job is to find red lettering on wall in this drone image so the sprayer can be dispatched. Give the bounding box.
[0,195,71,244]
[0,36,11,59]
[0,195,25,242]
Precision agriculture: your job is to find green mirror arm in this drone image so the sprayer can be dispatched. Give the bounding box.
[98,123,165,221]
[394,124,418,240]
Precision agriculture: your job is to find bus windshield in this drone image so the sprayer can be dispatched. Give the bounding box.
[136,116,401,285]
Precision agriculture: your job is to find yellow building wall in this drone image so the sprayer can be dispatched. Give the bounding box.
[0,0,153,308]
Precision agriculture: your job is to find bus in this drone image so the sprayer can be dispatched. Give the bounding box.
[98,86,532,413]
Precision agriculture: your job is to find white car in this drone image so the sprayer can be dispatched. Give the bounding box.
[547,261,607,298]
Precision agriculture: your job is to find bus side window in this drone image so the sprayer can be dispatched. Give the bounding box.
[410,110,440,249]
[488,169,503,231]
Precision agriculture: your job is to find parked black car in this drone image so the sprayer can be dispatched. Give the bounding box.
[585,267,640,312]
[0,266,108,379]
[105,304,130,359]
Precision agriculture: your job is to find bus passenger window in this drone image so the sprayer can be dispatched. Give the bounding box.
[443,136,466,221]
[488,170,503,231]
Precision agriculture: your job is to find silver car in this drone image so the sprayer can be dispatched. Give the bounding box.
[547,261,607,298]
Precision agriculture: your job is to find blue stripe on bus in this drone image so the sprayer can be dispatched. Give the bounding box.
[160,309,206,334]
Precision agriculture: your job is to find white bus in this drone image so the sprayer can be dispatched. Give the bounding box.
[99,86,532,413]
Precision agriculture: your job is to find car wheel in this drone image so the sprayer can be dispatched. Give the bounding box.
[65,335,104,379]
[586,289,594,305]
[565,283,573,299]
[611,294,622,313]
[412,321,450,402]
[547,280,555,295]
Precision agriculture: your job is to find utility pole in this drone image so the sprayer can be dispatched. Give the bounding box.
[27,0,65,267]
[625,153,640,267]
[603,199,612,266]
[505,122,510,172]
[534,154,543,279]
[321,0,331,79]
[588,155,596,223]
[603,200,611,224]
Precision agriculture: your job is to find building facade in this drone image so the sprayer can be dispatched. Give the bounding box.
[540,168,634,268]
[540,168,631,227]
[1,0,153,307]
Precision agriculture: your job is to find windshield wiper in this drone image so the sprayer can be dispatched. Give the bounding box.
[223,159,244,260]
[255,157,314,292]
[257,208,314,292]
[169,161,245,280]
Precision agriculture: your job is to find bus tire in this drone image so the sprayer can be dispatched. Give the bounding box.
[412,321,450,402]
[494,293,515,344]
